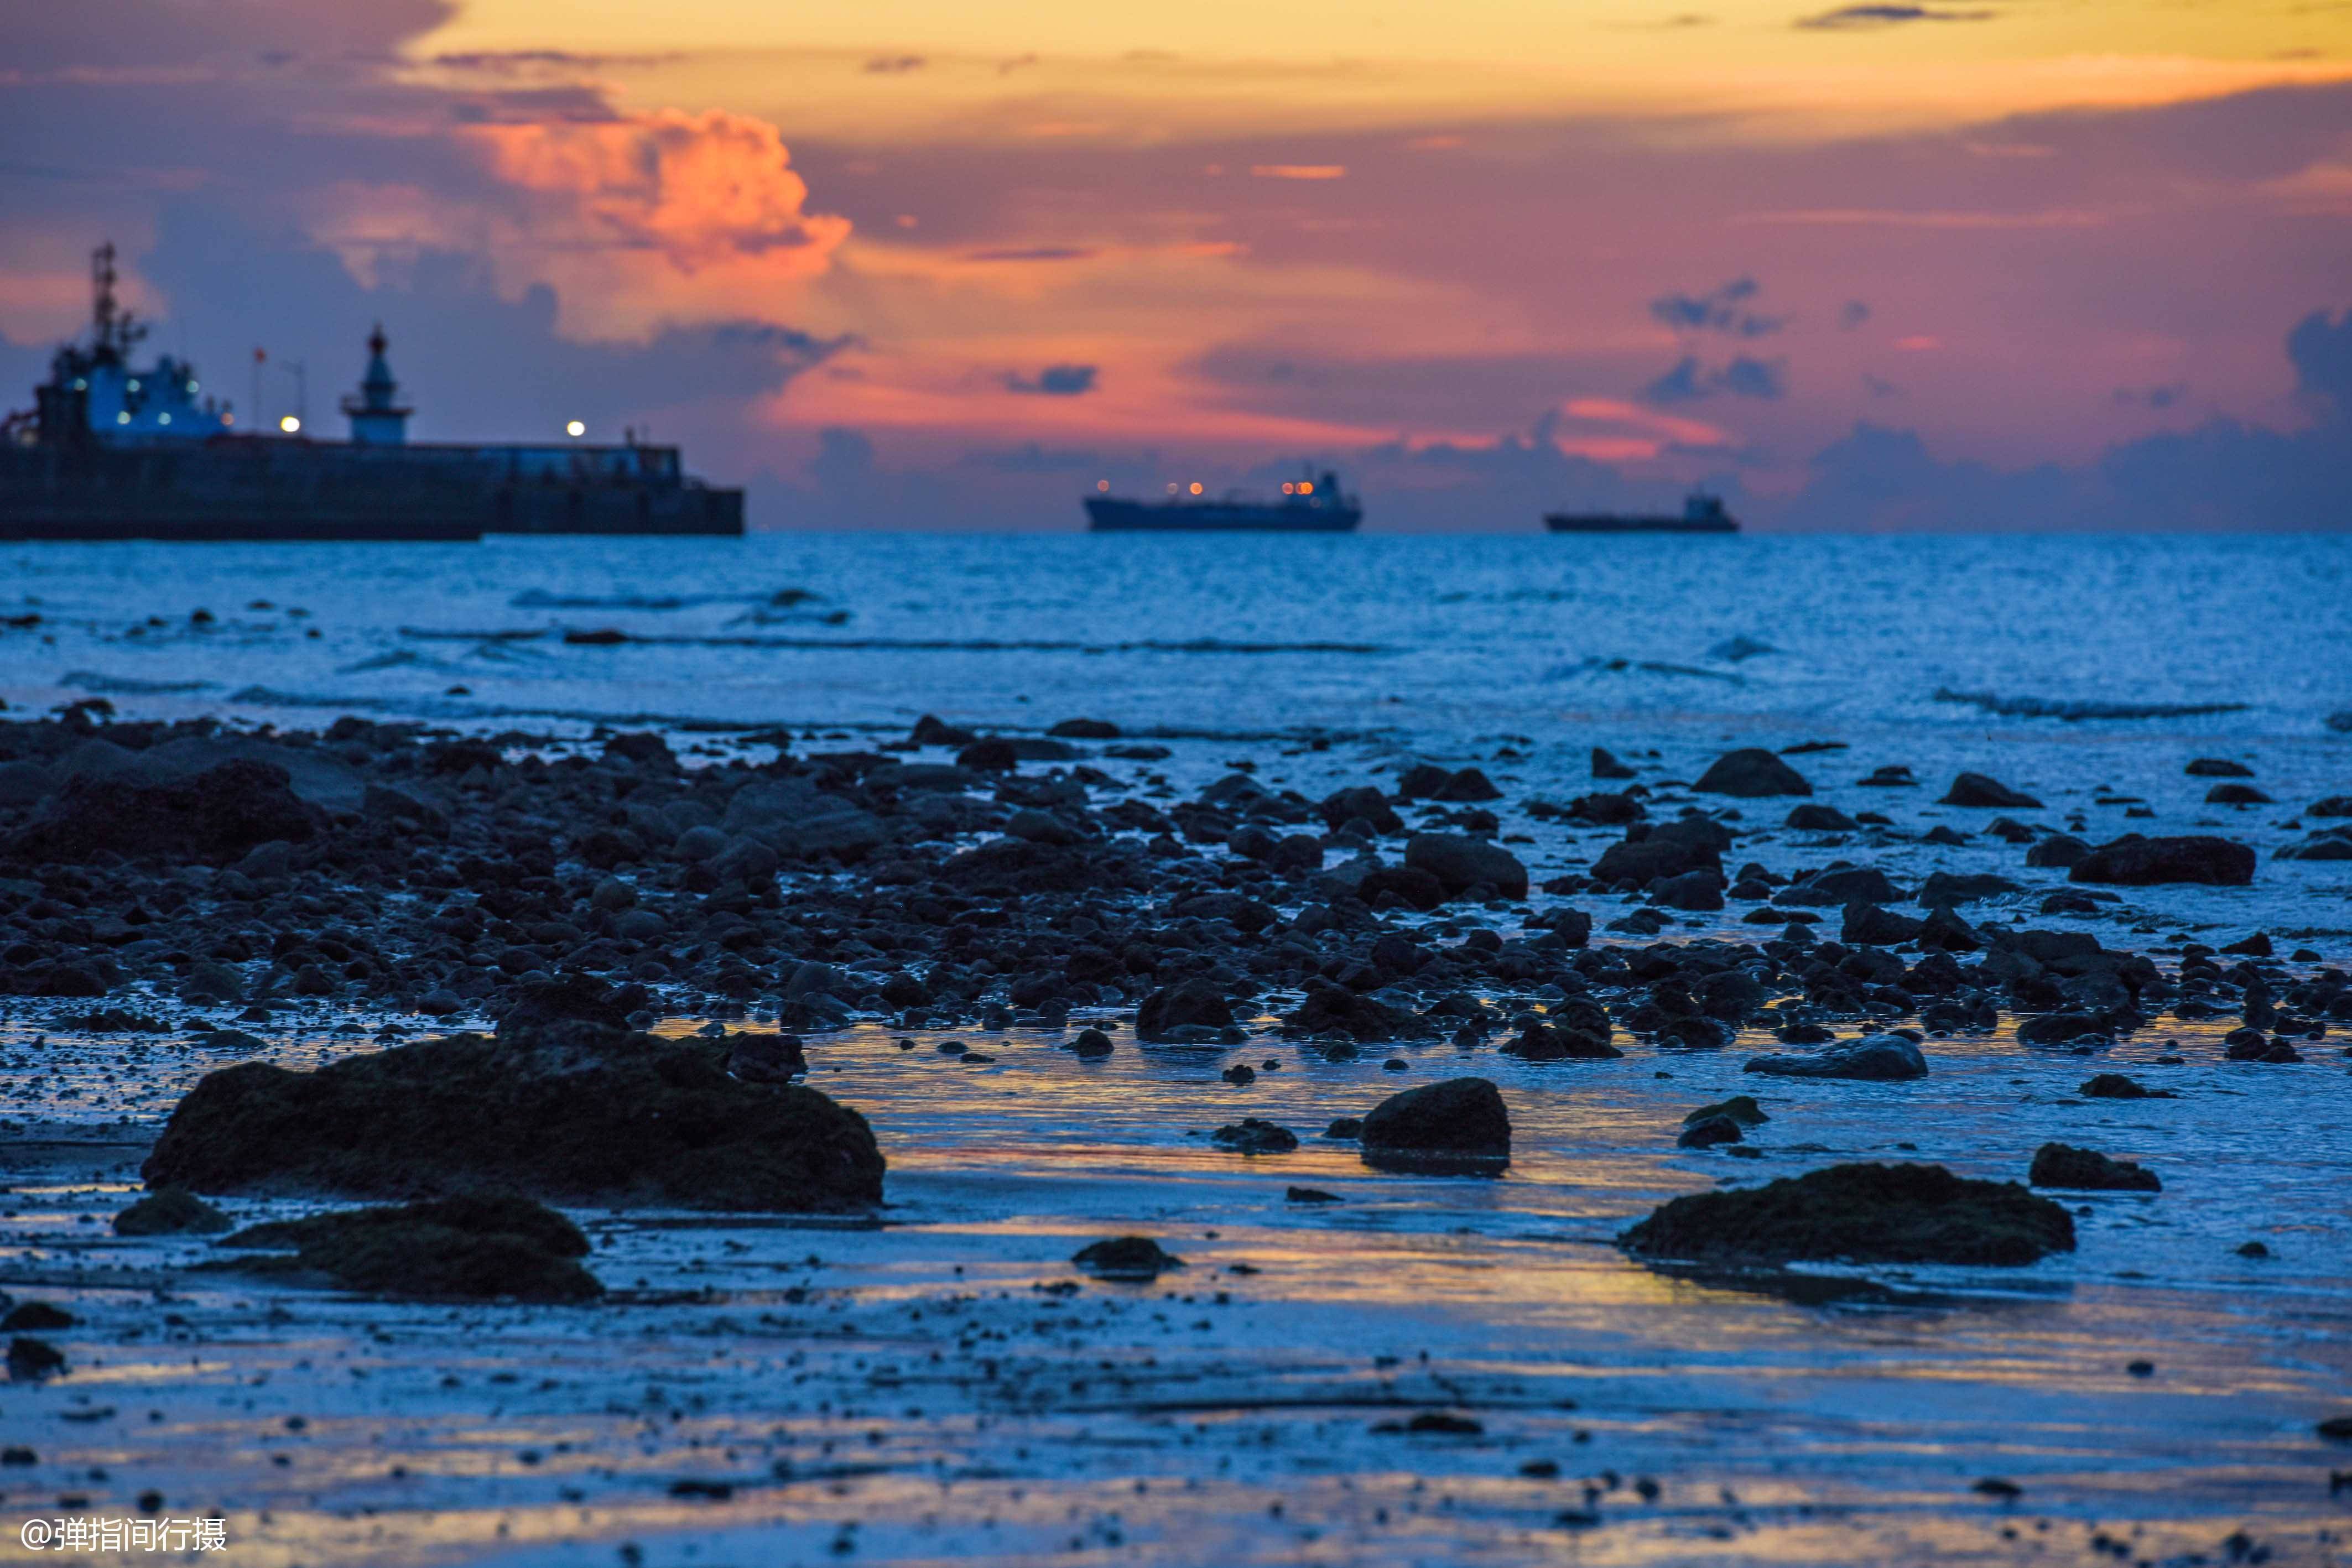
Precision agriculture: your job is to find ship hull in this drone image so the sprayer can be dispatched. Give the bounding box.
[1544,513,1739,534]
[1085,497,1360,533]
[0,440,742,542]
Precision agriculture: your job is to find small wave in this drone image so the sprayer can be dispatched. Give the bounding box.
[399,627,549,642]
[64,670,219,695]
[337,649,430,674]
[1933,687,2250,721]
[547,633,1390,655]
[510,587,820,611]
[1706,635,1778,663]
[1544,655,1743,684]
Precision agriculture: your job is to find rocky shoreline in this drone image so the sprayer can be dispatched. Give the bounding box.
[2,701,2349,1564]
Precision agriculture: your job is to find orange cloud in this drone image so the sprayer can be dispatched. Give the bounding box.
[1250,164,1347,180]
[465,107,849,273]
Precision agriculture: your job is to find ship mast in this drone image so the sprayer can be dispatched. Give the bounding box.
[90,242,144,364]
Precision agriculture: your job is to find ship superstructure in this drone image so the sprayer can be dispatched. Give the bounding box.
[2,244,744,541]
[1085,470,1361,532]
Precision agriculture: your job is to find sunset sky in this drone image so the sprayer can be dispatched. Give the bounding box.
[3,0,2349,528]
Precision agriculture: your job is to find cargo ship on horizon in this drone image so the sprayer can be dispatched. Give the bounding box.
[1546,492,1740,534]
[0,244,743,543]
[1086,470,1361,533]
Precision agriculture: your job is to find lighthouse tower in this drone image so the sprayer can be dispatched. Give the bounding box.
[341,324,411,445]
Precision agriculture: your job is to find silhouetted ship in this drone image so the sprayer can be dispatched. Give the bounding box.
[1545,493,1739,534]
[0,244,743,543]
[1086,470,1361,532]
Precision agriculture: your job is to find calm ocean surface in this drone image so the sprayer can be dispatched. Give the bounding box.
[4,532,2346,750]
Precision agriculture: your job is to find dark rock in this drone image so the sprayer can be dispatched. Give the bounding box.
[1590,747,1636,779]
[1693,748,1812,798]
[2204,783,2273,805]
[2277,826,2352,861]
[1779,866,1902,906]
[2069,835,2255,887]
[1372,1412,1483,1436]
[142,1018,885,1211]
[2185,757,2252,777]
[1916,872,2022,907]
[1593,836,1718,887]
[1286,1186,1339,1203]
[1048,718,1121,738]
[1318,786,1402,835]
[2026,835,2090,869]
[1568,791,1645,826]
[8,759,321,864]
[2015,1012,2109,1046]
[1210,1119,1299,1154]
[1501,1003,1622,1061]
[1619,1161,2076,1266]
[1071,1028,1114,1058]
[2028,1142,2161,1192]
[1,1302,75,1332]
[1324,1117,1364,1140]
[910,714,976,748]
[1684,1095,1769,1126]
[1678,1114,1744,1149]
[1391,763,1455,799]
[1073,1236,1183,1279]
[2080,1073,2171,1100]
[1744,1033,1928,1081]
[1359,1077,1511,1167]
[726,1032,807,1083]
[1136,981,1236,1042]
[1433,767,1503,802]
[1940,772,2041,809]
[1843,902,1925,946]
[1354,865,1447,911]
[1785,804,1859,832]
[1404,834,1528,899]
[1651,869,1725,911]
[8,1337,66,1380]
[113,1187,230,1236]
[1283,980,1428,1043]
[209,1194,602,1303]
[2309,795,2352,818]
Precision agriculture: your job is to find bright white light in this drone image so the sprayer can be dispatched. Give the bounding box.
[565,420,586,438]
[116,411,131,425]
[279,415,301,434]
[158,413,171,425]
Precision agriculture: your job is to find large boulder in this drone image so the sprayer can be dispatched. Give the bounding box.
[142,983,884,1211]
[1744,1033,1928,1081]
[7,759,322,864]
[1777,866,1902,906]
[1693,748,1812,798]
[1619,1162,2076,1266]
[1358,1077,1511,1168]
[1939,772,2041,809]
[1404,834,1528,899]
[2069,835,2255,887]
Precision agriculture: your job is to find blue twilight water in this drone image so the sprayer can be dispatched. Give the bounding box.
[4,531,2352,1566]
[2,532,2346,748]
